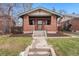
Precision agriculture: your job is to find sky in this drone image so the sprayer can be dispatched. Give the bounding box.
[13,3,79,17]
[32,3,79,14]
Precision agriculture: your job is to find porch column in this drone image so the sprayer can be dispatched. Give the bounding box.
[23,15,30,33]
[42,18,45,30]
[51,15,58,33]
[35,18,38,30]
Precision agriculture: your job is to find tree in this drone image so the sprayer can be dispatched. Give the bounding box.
[13,3,33,26]
[22,3,32,12]
[59,9,66,14]
[0,3,33,33]
[0,4,5,16]
[72,12,76,14]
[52,7,56,12]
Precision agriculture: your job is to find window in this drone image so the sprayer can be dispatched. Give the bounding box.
[45,18,51,25]
[29,19,34,25]
[38,20,42,25]
[47,19,51,25]
[17,18,23,26]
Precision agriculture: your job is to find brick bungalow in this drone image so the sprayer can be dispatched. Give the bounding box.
[18,7,62,34]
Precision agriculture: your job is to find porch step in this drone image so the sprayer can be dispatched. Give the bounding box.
[32,30,47,37]
[28,53,50,56]
[28,48,51,56]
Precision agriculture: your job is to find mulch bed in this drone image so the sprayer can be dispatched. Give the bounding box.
[10,33,32,37]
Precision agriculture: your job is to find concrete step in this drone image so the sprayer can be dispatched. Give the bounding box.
[29,48,50,52]
[33,30,47,37]
[28,52,50,56]
[28,48,51,56]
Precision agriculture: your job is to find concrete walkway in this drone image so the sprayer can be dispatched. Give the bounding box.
[19,31,56,56]
[31,37,48,48]
[32,31,48,48]
[28,31,52,56]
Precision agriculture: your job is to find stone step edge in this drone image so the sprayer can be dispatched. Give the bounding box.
[19,45,56,56]
[28,53,50,56]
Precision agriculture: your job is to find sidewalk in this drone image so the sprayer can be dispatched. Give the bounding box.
[47,32,79,38]
[63,32,79,37]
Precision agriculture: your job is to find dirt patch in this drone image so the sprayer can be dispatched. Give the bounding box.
[10,33,32,37]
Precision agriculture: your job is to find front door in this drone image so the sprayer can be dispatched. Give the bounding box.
[35,18,45,30]
[37,20,43,30]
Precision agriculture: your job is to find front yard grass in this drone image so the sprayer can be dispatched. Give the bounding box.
[47,38,79,56]
[0,35,32,56]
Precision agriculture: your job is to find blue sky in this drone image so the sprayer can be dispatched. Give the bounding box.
[13,3,79,17]
[32,3,79,14]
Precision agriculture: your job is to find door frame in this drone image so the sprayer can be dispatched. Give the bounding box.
[35,18,45,30]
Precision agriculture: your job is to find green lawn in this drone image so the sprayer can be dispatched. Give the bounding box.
[47,38,79,56]
[0,35,32,56]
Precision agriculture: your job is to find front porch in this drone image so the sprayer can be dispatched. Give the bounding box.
[23,15,58,34]
[29,16,51,30]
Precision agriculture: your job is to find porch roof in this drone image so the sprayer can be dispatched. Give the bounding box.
[18,7,62,17]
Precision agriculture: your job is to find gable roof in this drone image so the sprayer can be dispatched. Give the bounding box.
[18,7,62,17]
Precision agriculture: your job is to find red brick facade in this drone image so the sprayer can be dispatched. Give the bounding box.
[44,15,57,33]
[23,15,58,33]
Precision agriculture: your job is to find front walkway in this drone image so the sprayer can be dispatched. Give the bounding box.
[20,31,56,56]
[32,31,48,48]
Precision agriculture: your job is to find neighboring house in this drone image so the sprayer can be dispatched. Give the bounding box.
[60,14,79,32]
[71,18,79,32]
[0,14,14,34]
[18,7,62,34]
